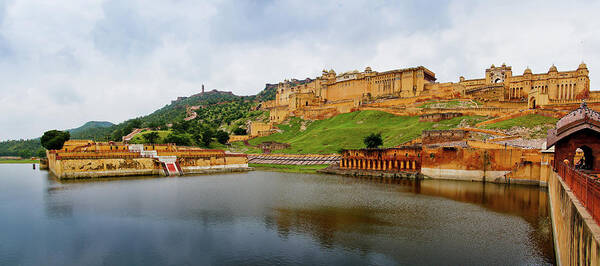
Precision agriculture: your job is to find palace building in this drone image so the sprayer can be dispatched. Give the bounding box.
[459,63,590,108]
[262,63,593,123]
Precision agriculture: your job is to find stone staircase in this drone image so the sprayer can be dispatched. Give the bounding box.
[128,144,182,176]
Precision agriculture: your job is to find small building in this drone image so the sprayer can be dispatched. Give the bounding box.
[247,121,275,137]
[547,101,600,171]
[419,112,463,122]
[257,141,291,153]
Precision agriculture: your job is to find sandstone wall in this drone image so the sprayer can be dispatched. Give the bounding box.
[49,157,159,179]
[421,147,544,183]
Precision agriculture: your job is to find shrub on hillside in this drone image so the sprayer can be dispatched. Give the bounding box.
[215,130,230,144]
[232,127,247,135]
[164,133,192,146]
[144,132,160,144]
[363,133,383,149]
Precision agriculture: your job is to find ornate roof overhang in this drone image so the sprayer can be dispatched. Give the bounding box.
[547,101,600,148]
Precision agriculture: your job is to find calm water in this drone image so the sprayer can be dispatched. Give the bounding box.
[0,164,555,265]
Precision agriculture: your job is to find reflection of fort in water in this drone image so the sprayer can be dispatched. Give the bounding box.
[267,177,554,263]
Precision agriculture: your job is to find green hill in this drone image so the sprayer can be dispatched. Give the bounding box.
[241,111,485,154]
[68,121,115,140]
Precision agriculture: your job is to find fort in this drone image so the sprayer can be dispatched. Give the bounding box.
[46,140,250,179]
[259,63,600,126]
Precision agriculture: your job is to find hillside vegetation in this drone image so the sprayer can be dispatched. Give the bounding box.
[68,121,115,140]
[246,111,485,154]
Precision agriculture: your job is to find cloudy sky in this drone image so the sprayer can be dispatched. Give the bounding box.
[0,0,599,140]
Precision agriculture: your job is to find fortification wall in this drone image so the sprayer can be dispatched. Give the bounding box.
[228,135,252,143]
[49,157,159,179]
[482,100,527,109]
[422,130,468,144]
[549,170,600,265]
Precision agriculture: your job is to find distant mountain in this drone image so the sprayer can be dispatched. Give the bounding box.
[68,121,115,141]
[69,121,114,133]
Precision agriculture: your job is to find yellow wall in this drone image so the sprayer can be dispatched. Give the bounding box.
[248,121,272,137]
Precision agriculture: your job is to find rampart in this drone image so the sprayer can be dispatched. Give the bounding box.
[422,130,469,144]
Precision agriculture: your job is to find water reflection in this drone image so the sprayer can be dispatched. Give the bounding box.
[1,165,555,265]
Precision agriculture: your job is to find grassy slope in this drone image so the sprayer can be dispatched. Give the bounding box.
[130,130,172,143]
[248,110,485,154]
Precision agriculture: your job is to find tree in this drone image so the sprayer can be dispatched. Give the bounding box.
[363,133,383,149]
[232,127,246,135]
[144,132,160,144]
[41,130,70,150]
[201,130,214,147]
[215,130,230,144]
[164,133,192,146]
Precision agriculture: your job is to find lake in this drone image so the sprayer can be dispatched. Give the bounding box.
[0,164,554,265]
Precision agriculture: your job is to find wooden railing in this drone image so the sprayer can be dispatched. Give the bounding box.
[558,162,600,224]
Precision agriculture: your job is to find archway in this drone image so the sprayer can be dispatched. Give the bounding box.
[529,97,536,109]
[574,146,594,170]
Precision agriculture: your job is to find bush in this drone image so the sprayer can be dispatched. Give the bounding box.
[363,133,382,149]
[144,132,160,144]
[40,130,70,150]
[232,127,247,135]
[164,133,192,146]
[215,130,230,144]
[201,130,214,147]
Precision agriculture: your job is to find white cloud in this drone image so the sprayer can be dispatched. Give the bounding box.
[0,0,598,140]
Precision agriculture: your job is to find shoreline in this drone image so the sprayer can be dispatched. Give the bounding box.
[0,160,39,164]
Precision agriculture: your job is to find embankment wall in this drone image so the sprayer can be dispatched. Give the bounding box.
[421,147,546,185]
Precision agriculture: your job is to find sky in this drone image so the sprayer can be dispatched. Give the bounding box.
[0,0,599,140]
